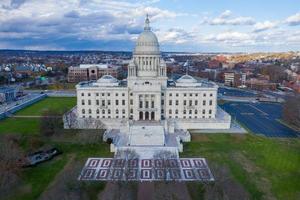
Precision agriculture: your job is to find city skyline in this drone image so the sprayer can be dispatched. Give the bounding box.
[0,0,299,52]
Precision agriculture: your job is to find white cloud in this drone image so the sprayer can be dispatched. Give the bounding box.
[286,12,300,26]
[253,21,277,32]
[156,28,195,44]
[207,31,251,42]
[220,10,232,18]
[209,11,255,25]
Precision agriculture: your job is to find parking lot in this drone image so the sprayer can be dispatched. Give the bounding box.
[218,87,257,97]
[221,102,299,137]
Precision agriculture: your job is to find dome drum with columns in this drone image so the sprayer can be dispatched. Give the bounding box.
[128,15,167,78]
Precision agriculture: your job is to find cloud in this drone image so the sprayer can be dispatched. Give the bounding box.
[206,31,251,42]
[156,28,195,44]
[286,13,300,26]
[219,10,232,18]
[208,11,255,25]
[253,21,277,32]
[0,0,183,49]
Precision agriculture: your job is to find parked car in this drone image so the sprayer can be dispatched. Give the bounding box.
[21,147,62,167]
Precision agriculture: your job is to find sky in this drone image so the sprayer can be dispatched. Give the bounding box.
[0,0,300,52]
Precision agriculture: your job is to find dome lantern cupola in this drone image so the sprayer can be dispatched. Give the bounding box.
[134,15,160,55]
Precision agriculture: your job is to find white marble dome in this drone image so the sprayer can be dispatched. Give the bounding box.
[134,15,160,55]
[175,74,202,87]
[97,75,118,83]
[176,75,197,83]
[94,75,119,86]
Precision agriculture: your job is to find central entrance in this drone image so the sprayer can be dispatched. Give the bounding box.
[139,111,155,120]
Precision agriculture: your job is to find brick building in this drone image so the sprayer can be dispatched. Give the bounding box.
[67,64,119,83]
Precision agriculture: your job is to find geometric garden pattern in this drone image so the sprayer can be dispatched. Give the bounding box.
[78,158,214,181]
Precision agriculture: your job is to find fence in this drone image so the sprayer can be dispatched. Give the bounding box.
[0,94,47,120]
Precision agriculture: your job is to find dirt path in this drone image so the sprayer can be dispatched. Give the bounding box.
[38,154,76,199]
[137,182,154,200]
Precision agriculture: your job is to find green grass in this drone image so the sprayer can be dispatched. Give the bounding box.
[0,118,40,135]
[0,97,76,135]
[182,133,300,200]
[9,134,112,200]
[14,155,69,200]
[15,97,76,116]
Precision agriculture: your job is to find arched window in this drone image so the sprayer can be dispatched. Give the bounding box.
[88,109,92,114]
[82,109,85,114]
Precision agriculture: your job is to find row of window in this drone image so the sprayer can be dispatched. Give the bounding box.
[166,99,213,106]
[81,115,212,119]
[81,92,127,97]
[81,99,126,106]
[169,115,212,119]
[82,115,127,119]
[165,93,214,97]
[167,109,212,115]
[81,92,214,98]
[82,109,127,114]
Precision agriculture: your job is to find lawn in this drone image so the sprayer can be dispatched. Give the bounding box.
[5,131,111,200]
[1,96,299,199]
[182,133,300,200]
[15,97,76,116]
[0,97,76,135]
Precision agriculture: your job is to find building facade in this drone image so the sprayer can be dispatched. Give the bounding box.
[68,64,119,83]
[0,87,16,104]
[75,16,230,131]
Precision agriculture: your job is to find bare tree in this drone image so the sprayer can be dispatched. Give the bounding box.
[283,94,300,129]
[0,135,23,198]
[40,110,62,137]
[153,151,178,182]
[63,107,78,129]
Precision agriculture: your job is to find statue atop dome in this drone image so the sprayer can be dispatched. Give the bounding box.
[144,14,151,31]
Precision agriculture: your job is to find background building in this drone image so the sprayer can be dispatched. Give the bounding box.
[67,64,119,83]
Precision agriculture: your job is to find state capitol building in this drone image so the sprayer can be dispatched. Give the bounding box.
[72,16,231,154]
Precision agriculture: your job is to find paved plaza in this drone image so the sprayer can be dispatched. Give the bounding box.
[79,158,214,182]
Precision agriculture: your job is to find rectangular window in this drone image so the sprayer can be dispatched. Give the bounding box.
[151,101,154,108]
[209,100,213,106]
[88,100,91,105]
[96,100,99,105]
[115,100,119,106]
[183,100,186,106]
[81,100,85,105]
[176,100,178,105]
[195,100,198,106]
[122,100,125,105]
[169,100,172,106]
[130,99,133,105]
[102,100,105,106]
[81,93,84,96]
[139,101,143,108]
[108,100,111,105]
[189,100,192,106]
[203,100,206,106]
